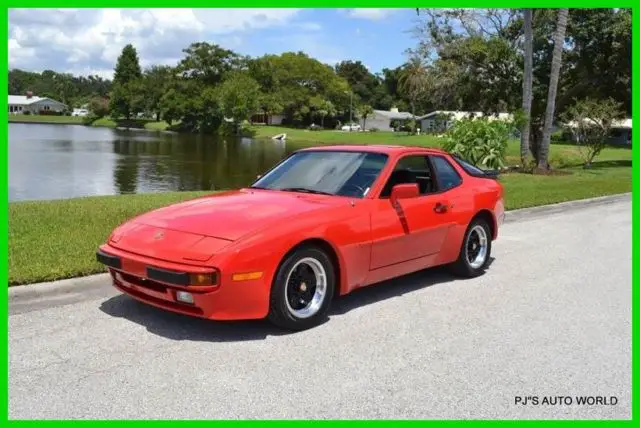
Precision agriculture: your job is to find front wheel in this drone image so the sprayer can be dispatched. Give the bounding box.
[267,246,336,331]
[449,218,492,278]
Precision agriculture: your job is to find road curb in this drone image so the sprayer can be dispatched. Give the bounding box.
[504,192,631,223]
[8,273,110,302]
[8,192,631,302]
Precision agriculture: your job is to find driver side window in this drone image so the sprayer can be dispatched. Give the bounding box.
[379,155,436,198]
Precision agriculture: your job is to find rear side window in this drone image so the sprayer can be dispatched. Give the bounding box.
[452,155,487,176]
[431,156,462,191]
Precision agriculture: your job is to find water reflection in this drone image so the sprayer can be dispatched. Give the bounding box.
[9,123,293,202]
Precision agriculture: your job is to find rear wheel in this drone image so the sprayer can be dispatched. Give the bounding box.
[449,218,492,278]
[268,246,336,331]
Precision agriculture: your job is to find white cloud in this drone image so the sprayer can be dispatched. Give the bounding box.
[8,8,303,78]
[344,8,399,21]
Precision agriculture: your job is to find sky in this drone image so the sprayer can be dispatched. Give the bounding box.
[8,8,420,80]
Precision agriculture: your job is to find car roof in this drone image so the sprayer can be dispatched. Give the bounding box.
[297,144,449,156]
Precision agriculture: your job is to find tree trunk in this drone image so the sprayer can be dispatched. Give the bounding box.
[529,122,543,164]
[520,8,534,167]
[363,117,367,131]
[539,8,569,169]
[411,101,416,135]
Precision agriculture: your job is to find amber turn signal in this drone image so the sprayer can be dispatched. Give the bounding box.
[189,272,217,286]
[232,271,263,281]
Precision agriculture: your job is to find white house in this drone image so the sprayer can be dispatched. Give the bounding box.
[564,118,632,146]
[250,112,285,126]
[360,107,413,131]
[417,110,514,133]
[8,92,67,115]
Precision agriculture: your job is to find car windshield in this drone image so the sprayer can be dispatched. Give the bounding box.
[251,150,389,198]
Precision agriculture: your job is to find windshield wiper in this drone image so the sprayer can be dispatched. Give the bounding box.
[280,187,334,196]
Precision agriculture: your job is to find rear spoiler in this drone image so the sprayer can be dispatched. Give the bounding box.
[450,155,501,180]
[482,169,500,179]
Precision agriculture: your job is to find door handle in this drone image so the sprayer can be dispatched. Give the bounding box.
[434,202,448,213]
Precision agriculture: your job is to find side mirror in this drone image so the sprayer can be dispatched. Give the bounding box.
[390,183,419,205]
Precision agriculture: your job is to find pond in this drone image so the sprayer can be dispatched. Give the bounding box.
[9,123,300,202]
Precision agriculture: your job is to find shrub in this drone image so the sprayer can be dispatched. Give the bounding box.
[38,109,63,116]
[369,127,379,132]
[441,117,513,169]
[89,97,110,118]
[550,130,565,144]
[560,98,624,167]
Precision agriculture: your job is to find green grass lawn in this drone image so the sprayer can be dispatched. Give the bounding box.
[9,192,208,286]
[9,114,86,125]
[9,161,631,286]
[9,114,171,131]
[249,125,632,169]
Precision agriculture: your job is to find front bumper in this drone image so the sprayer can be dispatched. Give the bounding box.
[97,245,271,321]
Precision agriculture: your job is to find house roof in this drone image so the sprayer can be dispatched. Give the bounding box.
[372,109,414,120]
[417,110,513,121]
[8,95,66,106]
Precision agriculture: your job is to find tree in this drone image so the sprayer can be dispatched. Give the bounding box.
[176,85,224,133]
[538,9,569,169]
[252,51,350,126]
[560,98,623,167]
[110,44,143,120]
[177,42,242,85]
[53,73,76,108]
[159,87,187,126]
[113,44,142,85]
[410,8,630,169]
[143,65,174,121]
[257,93,284,125]
[316,99,337,128]
[218,72,261,132]
[358,104,374,131]
[398,55,429,133]
[88,97,109,118]
[335,60,381,107]
[520,8,534,166]
[429,36,521,113]
[109,80,144,120]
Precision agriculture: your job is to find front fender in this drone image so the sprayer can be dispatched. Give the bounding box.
[212,205,372,296]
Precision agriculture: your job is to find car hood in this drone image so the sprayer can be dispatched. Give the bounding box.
[116,189,343,243]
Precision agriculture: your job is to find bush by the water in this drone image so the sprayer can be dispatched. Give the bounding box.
[441,118,513,169]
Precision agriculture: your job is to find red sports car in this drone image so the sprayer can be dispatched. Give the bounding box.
[97,145,505,330]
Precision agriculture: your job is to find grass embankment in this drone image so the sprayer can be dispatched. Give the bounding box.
[9,192,207,286]
[9,114,171,131]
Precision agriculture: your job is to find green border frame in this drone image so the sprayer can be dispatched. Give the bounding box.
[3,3,636,423]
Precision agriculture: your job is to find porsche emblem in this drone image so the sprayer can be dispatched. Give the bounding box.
[153,231,164,240]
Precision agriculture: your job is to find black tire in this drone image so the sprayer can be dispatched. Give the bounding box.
[267,245,336,331]
[449,217,492,278]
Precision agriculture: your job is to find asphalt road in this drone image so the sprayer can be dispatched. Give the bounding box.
[9,195,631,419]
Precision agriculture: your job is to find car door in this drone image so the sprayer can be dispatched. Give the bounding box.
[369,154,453,270]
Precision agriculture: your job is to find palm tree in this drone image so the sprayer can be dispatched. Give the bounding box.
[399,55,429,134]
[520,8,534,167]
[539,9,569,169]
[358,104,374,131]
[317,100,336,128]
